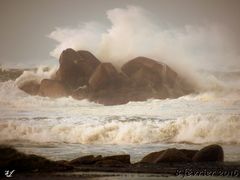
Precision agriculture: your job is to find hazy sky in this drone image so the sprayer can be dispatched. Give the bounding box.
[1,0,240,69]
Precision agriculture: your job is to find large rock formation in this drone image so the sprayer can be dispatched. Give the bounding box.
[18,49,195,105]
[58,48,100,90]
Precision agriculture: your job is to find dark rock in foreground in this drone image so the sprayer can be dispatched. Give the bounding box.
[1,144,239,178]
[18,49,195,105]
[69,155,131,167]
[69,155,102,166]
[140,145,223,164]
[154,148,191,163]
[193,144,224,162]
[95,155,130,167]
[0,145,72,173]
[140,150,165,163]
[140,149,198,164]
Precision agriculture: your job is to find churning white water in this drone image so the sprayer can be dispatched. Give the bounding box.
[0,68,240,162]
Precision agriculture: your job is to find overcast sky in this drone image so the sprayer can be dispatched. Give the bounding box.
[1,0,240,68]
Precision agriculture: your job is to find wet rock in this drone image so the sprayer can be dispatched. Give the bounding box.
[71,85,89,100]
[58,49,100,90]
[88,63,122,91]
[95,155,131,167]
[95,159,127,167]
[87,63,132,105]
[179,149,199,160]
[155,148,191,163]
[70,155,102,165]
[39,79,68,98]
[55,160,69,165]
[17,49,195,105]
[101,155,131,164]
[140,148,191,164]
[0,145,72,172]
[69,154,130,167]
[140,150,165,163]
[122,57,177,88]
[193,144,224,162]
[121,56,194,98]
[18,81,40,95]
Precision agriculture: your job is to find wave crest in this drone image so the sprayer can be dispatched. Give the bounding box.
[0,114,239,145]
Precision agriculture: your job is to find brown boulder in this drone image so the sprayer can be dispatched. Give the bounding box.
[95,159,126,167]
[69,155,102,166]
[39,79,68,98]
[18,81,40,95]
[155,148,191,163]
[121,56,195,99]
[58,48,100,89]
[140,150,165,163]
[179,149,199,160]
[140,148,191,164]
[0,145,72,172]
[101,155,131,164]
[141,149,198,164]
[86,69,132,105]
[71,85,89,100]
[69,154,130,167]
[193,144,224,162]
[122,57,178,88]
[88,63,122,91]
[95,155,131,167]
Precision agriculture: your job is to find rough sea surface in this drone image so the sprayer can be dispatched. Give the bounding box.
[0,68,240,162]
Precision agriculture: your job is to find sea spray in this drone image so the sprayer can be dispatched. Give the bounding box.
[0,113,239,144]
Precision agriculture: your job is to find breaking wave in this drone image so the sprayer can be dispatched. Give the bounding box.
[0,114,239,145]
[0,63,240,146]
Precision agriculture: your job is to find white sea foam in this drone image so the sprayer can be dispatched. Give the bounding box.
[0,79,239,145]
[15,66,57,88]
[0,114,239,145]
[48,6,240,90]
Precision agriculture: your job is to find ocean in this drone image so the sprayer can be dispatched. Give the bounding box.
[0,68,240,163]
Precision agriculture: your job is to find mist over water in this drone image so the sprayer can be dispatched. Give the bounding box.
[49,6,240,89]
[0,6,240,161]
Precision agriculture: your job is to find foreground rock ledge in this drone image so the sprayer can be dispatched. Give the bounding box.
[1,144,239,177]
[18,49,195,105]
